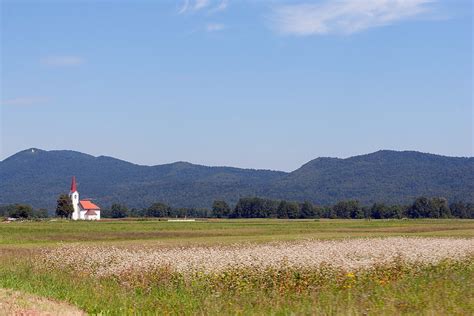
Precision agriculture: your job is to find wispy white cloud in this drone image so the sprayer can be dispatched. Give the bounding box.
[178,0,190,14]
[1,96,50,106]
[195,0,210,10]
[179,0,228,14]
[210,0,229,13]
[206,23,225,31]
[41,55,84,66]
[179,0,209,13]
[270,0,436,36]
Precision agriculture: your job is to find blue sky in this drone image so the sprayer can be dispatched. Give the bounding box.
[1,0,472,171]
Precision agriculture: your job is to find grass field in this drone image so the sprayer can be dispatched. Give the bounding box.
[0,219,473,315]
[2,218,474,246]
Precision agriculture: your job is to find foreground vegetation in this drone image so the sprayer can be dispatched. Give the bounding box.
[1,250,472,314]
[0,219,473,315]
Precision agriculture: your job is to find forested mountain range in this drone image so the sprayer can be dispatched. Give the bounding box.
[0,148,472,210]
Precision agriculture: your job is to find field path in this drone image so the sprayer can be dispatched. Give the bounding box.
[0,288,84,316]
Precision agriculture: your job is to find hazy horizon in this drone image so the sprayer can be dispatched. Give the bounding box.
[1,0,472,171]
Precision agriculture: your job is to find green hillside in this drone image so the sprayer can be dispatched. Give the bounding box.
[0,148,472,209]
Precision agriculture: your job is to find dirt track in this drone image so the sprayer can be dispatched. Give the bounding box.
[0,288,84,316]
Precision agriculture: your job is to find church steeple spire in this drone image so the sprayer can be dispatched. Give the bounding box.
[70,176,77,192]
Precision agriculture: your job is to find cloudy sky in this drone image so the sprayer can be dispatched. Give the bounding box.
[1,0,472,171]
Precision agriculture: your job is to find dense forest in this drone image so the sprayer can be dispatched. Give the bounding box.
[102,196,474,219]
[2,196,473,220]
[1,148,473,209]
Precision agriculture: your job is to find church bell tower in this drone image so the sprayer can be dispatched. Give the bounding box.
[69,176,80,220]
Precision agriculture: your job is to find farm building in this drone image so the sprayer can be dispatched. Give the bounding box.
[69,176,101,220]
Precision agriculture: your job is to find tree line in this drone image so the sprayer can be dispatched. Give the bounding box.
[2,195,473,220]
[0,204,48,219]
[211,197,473,219]
[100,202,210,219]
[101,196,473,219]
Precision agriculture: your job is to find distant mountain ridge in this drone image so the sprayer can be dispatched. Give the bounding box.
[1,148,472,209]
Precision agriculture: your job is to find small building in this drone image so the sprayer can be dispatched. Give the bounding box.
[69,176,101,220]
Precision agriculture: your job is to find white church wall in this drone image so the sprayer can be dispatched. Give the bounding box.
[85,213,100,220]
[70,191,80,220]
[79,210,87,220]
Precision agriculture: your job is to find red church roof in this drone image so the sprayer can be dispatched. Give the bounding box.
[80,200,100,210]
[70,176,77,192]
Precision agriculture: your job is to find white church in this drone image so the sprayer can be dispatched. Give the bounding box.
[69,176,101,220]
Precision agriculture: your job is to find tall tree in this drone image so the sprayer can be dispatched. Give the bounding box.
[211,200,231,218]
[407,197,431,218]
[8,204,34,219]
[0,205,15,217]
[299,201,316,218]
[431,197,451,218]
[370,203,387,219]
[467,203,474,219]
[277,200,299,219]
[56,194,74,218]
[111,203,128,218]
[450,202,468,219]
[145,202,171,217]
[333,200,361,219]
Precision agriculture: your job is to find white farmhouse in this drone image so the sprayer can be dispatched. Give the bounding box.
[69,176,101,220]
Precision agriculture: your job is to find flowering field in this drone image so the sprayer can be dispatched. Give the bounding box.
[1,219,473,314]
[41,237,473,278]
